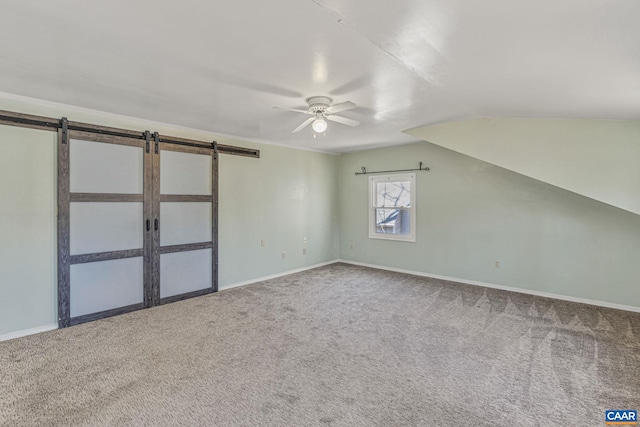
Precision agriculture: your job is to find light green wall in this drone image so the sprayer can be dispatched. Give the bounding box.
[0,96,339,336]
[0,126,58,334]
[218,140,339,286]
[338,142,640,308]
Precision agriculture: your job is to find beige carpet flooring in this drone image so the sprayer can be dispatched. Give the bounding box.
[1,263,639,426]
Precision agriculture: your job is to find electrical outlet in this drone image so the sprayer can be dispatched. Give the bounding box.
[261,240,266,247]
[494,260,500,268]
[282,251,286,259]
[302,248,307,255]
[303,236,307,243]
[350,243,354,250]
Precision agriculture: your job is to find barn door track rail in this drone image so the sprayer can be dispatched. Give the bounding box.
[0,109,259,158]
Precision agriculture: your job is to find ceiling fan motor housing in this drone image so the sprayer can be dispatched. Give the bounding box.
[306,96,332,114]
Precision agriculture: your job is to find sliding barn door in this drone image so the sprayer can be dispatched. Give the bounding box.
[153,140,218,304]
[59,130,152,326]
[58,127,219,327]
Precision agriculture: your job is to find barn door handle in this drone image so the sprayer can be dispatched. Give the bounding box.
[154,218,159,231]
[146,219,150,231]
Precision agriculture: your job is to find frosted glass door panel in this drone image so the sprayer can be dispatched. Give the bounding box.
[160,202,211,246]
[160,249,212,298]
[70,202,143,255]
[160,151,212,195]
[70,139,143,194]
[70,257,144,317]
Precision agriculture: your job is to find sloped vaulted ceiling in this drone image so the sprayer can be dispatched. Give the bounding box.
[0,0,638,152]
[406,119,640,215]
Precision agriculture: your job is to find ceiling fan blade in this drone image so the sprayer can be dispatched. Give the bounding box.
[292,117,315,133]
[326,115,360,127]
[273,106,312,114]
[325,101,356,114]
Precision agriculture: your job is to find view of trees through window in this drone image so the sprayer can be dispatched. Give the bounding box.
[374,180,411,235]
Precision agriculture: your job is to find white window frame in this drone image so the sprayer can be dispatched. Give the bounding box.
[368,173,416,242]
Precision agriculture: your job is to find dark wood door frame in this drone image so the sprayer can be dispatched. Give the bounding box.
[152,137,219,306]
[57,129,220,327]
[58,129,152,327]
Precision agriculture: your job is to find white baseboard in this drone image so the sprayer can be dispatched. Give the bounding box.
[0,262,339,342]
[3,259,635,342]
[220,260,340,291]
[0,323,58,342]
[337,259,640,313]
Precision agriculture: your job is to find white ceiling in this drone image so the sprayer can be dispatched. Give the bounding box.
[0,0,638,153]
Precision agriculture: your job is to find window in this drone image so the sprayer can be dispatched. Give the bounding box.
[368,173,416,242]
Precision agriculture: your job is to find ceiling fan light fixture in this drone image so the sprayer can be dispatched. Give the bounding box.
[312,117,327,133]
[276,97,358,134]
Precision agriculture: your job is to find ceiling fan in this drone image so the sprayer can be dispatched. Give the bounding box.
[273,96,360,133]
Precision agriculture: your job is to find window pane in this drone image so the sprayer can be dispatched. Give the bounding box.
[70,139,143,194]
[70,257,143,317]
[161,150,212,195]
[70,202,143,255]
[160,202,212,246]
[375,208,411,235]
[369,174,415,242]
[160,249,212,299]
[375,181,411,207]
